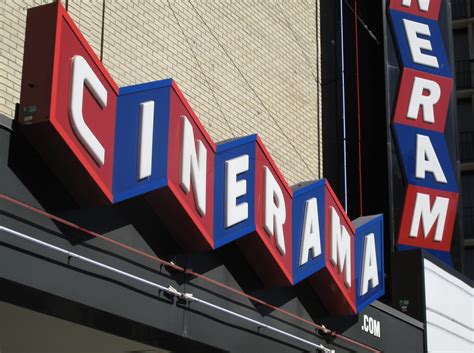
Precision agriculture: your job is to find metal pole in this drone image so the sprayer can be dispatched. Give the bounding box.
[340,0,348,212]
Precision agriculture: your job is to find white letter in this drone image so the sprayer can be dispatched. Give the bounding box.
[330,207,351,287]
[407,77,441,124]
[373,320,381,338]
[180,115,207,216]
[410,192,449,242]
[138,101,154,180]
[402,0,430,12]
[415,134,447,183]
[403,19,439,68]
[69,55,107,166]
[264,166,286,255]
[360,233,380,296]
[299,197,322,266]
[225,155,249,227]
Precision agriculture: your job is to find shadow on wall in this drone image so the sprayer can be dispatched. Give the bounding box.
[3,115,363,335]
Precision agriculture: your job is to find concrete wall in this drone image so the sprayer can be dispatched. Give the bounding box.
[0,0,321,185]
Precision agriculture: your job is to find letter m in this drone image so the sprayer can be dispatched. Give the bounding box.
[409,192,449,242]
[330,207,352,288]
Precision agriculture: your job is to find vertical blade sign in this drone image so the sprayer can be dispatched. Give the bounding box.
[388,0,459,256]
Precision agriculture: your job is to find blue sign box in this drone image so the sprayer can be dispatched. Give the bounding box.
[354,214,385,313]
[213,135,257,248]
[291,179,326,284]
[113,79,172,203]
[392,123,458,192]
[388,9,451,78]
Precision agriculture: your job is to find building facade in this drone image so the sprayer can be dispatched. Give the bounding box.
[0,0,322,186]
[0,1,472,352]
[451,0,474,280]
[0,1,391,352]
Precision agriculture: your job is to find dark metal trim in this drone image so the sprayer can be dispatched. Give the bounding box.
[0,114,13,131]
[370,301,425,330]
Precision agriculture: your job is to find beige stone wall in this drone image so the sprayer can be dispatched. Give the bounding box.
[0,0,321,185]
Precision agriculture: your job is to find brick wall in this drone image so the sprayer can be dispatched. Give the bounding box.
[0,0,321,185]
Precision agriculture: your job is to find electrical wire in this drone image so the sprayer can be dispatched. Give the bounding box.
[99,0,105,62]
[167,0,236,139]
[1,225,333,352]
[187,0,315,176]
[268,1,321,179]
[0,193,380,353]
[344,0,380,45]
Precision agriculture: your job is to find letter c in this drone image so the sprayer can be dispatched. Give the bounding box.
[69,55,107,166]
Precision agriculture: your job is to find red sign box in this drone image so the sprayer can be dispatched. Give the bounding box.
[19,3,118,203]
[392,68,452,132]
[237,136,293,286]
[397,185,458,251]
[146,82,216,251]
[310,182,356,315]
[389,0,441,20]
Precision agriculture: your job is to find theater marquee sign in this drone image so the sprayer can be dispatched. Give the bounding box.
[18,2,384,314]
[387,0,459,258]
